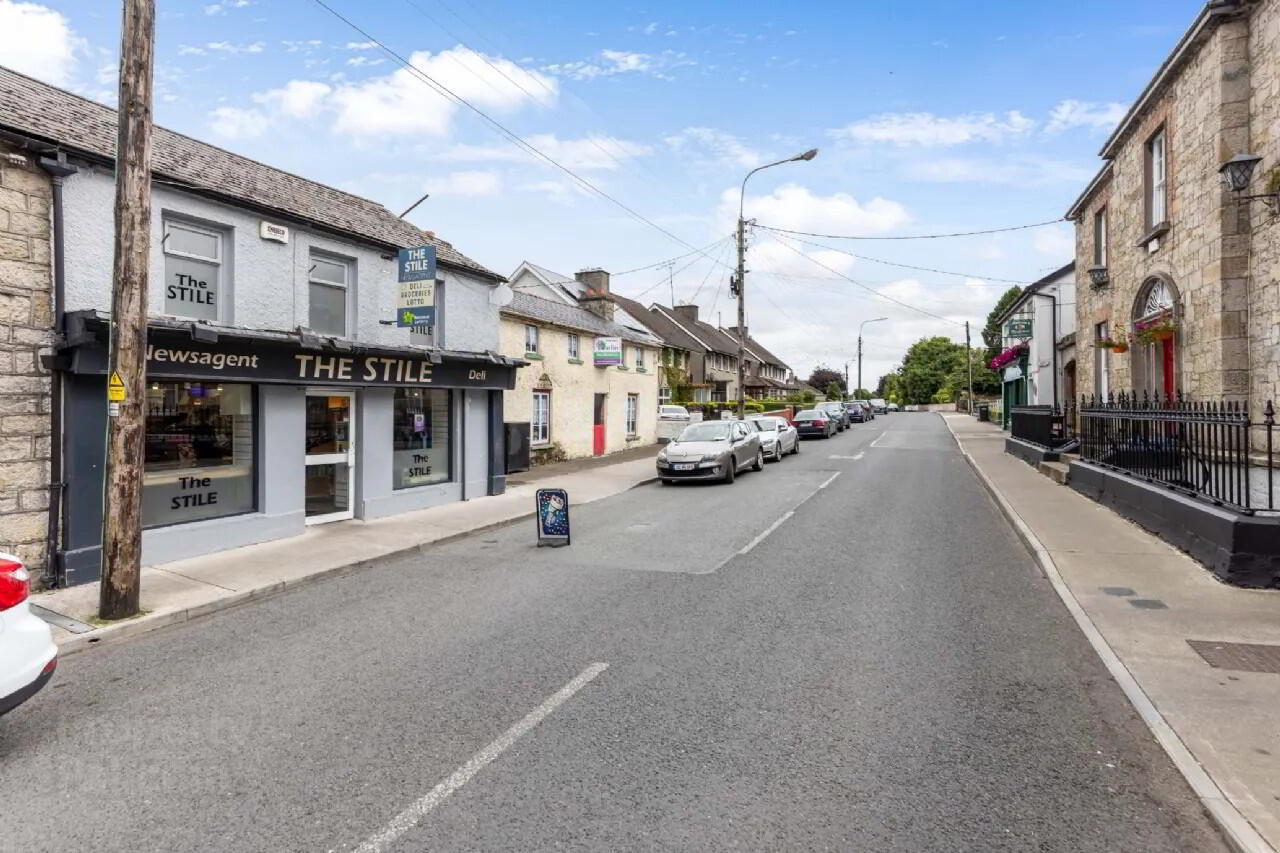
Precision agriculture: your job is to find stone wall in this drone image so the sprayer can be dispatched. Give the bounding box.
[0,140,53,575]
[1247,0,1280,425]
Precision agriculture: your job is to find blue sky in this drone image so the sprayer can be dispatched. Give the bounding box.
[1,0,1203,384]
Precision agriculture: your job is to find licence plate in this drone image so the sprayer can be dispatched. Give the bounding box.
[674,463,695,471]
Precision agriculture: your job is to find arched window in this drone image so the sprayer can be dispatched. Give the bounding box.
[1132,276,1179,398]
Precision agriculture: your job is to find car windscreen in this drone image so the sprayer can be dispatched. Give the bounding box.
[752,418,779,432]
[794,410,820,419]
[677,422,730,441]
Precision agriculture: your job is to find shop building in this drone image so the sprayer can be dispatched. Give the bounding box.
[993,263,1076,426]
[0,66,521,587]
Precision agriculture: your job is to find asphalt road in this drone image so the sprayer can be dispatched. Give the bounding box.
[1,413,1228,852]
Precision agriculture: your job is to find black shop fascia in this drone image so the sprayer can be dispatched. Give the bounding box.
[57,311,523,390]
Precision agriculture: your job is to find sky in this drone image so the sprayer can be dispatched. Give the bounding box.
[0,0,1204,388]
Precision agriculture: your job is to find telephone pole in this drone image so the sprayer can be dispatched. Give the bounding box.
[858,316,887,399]
[965,320,974,413]
[99,0,155,620]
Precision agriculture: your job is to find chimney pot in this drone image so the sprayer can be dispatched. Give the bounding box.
[673,304,699,324]
[575,268,614,321]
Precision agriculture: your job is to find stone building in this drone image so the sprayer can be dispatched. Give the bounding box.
[0,136,54,576]
[1065,0,1279,426]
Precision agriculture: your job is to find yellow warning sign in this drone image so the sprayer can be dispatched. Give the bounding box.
[107,371,127,402]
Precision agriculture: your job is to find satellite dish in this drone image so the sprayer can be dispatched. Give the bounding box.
[490,283,514,307]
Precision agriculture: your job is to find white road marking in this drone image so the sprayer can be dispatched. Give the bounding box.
[738,511,796,555]
[853,452,865,461]
[828,455,859,460]
[352,663,609,853]
[817,471,842,489]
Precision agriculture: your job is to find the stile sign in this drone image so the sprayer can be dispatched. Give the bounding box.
[397,246,437,328]
[1007,318,1033,339]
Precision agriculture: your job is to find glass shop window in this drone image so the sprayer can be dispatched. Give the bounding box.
[393,387,452,489]
[142,382,255,527]
[163,219,223,322]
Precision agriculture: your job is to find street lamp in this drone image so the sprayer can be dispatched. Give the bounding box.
[734,148,818,418]
[857,317,887,398]
[1219,153,1279,215]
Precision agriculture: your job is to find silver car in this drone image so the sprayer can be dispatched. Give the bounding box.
[656,419,764,484]
[750,416,799,461]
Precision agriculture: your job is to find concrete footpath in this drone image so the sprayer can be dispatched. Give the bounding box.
[33,451,658,655]
[944,414,1280,853]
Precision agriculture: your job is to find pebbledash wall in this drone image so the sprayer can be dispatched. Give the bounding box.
[54,164,516,585]
[0,139,53,574]
[1070,1,1279,430]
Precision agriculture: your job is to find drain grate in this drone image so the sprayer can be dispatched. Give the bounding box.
[1187,640,1280,674]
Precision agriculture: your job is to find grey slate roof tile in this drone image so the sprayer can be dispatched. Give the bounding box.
[502,292,659,346]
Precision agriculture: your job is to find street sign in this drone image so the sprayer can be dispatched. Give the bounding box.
[107,371,127,402]
[535,488,570,547]
[593,336,622,366]
[1008,318,1033,339]
[397,246,437,328]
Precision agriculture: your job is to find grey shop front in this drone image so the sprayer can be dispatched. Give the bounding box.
[54,313,520,587]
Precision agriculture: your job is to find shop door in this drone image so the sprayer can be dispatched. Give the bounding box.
[593,393,607,456]
[305,390,355,524]
[1161,338,1176,398]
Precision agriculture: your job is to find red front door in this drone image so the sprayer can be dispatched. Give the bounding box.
[593,393,606,456]
[1161,338,1175,397]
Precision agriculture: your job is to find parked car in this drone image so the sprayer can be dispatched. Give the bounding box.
[0,554,57,717]
[818,401,848,431]
[793,408,837,439]
[887,403,900,412]
[750,415,799,461]
[844,401,868,423]
[869,398,889,414]
[657,404,691,422]
[656,419,763,484]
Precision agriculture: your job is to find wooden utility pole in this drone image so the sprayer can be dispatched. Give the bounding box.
[965,321,974,414]
[99,0,155,620]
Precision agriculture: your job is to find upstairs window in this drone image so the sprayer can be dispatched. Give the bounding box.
[567,333,579,359]
[309,253,351,336]
[525,324,539,354]
[1093,208,1107,266]
[1146,129,1167,228]
[635,347,645,369]
[163,220,222,322]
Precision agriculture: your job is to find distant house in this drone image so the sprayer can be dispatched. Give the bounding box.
[647,303,742,402]
[720,326,795,400]
[501,266,661,461]
[994,263,1077,427]
[609,292,699,405]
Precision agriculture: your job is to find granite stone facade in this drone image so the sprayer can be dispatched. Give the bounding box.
[1068,1,1279,447]
[0,139,53,575]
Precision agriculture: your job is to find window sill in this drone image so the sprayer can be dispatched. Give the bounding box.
[1136,221,1170,248]
[625,434,640,442]
[616,366,630,371]
[567,358,584,365]
[524,352,544,360]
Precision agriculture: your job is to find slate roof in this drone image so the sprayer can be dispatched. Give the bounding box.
[609,294,701,353]
[684,317,742,356]
[502,292,659,347]
[0,65,500,280]
[720,327,789,369]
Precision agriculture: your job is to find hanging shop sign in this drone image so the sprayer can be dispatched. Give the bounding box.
[593,336,622,367]
[397,246,438,328]
[535,488,570,547]
[1007,318,1033,339]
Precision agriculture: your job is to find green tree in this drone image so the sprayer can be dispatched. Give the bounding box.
[983,286,1023,358]
[945,347,1002,402]
[899,337,965,405]
[824,381,845,400]
[808,365,845,395]
[852,388,872,400]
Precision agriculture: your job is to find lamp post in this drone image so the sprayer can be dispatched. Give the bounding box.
[1219,153,1279,215]
[857,317,887,399]
[736,147,818,418]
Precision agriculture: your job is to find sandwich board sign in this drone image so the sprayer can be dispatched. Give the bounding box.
[397,246,437,328]
[535,488,570,547]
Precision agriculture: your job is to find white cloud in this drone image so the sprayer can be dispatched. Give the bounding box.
[540,48,695,81]
[904,156,1095,186]
[725,183,911,235]
[178,45,207,56]
[346,56,385,67]
[209,106,268,139]
[251,80,331,118]
[833,110,1035,146]
[0,0,82,86]
[204,0,250,14]
[1032,223,1074,258]
[345,41,378,50]
[205,41,266,54]
[664,127,762,169]
[424,170,501,197]
[1044,99,1126,133]
[518,179,592,206]
[443,134,650,170]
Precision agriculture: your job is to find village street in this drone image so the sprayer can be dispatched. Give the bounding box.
[0,415,1226,852]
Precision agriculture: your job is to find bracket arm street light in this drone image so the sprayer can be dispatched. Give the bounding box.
[857,317,888,399]
[735,148,818,418]
[1219,153,1280,215]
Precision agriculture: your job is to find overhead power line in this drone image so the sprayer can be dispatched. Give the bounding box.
[310,0,728,270]
[756,218,1067,241]
[612,236,734,276]
[759,228,1035,285]
[624,236,731,301]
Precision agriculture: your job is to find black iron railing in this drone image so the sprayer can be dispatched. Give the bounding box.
[1079,393,1277,513]
[1010,405,1075,450]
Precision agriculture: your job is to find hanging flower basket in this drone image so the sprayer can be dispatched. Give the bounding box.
[1108,330,1130,353]
[989,341,1029,371]
[1092,338,1116,349]
[1134,316,1178,346]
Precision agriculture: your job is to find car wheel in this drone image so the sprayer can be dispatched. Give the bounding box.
[791,439,800,455]
[724,458,736,483]
[773,445,783,462]
[753,449,765,471]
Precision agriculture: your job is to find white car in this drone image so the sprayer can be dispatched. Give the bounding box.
[0,554,57,717]
[657,405,691,421]
[749,415,799,461]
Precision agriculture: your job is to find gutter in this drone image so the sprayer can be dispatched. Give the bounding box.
[1064,162,1113,222]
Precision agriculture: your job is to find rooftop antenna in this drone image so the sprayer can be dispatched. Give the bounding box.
[398,191,431,219]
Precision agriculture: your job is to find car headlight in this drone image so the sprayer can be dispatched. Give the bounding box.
[657,451,668,462]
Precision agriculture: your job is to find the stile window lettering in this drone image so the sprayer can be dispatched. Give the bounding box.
[163,220,222,322]
[392,388,451,489]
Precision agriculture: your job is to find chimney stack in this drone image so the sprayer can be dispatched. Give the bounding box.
[575,268,614,321]
[673,303,699,324]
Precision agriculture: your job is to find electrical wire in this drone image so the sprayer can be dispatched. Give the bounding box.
[756,218,1067,241]
[625,238,729,301]
[686,240,732,304]
[612,236,734,276]
[309,0,728,271]
[755,228,1036,285]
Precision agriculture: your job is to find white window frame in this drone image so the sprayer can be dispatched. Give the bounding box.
[1094,321,1110,398]
[1093,207,1107,266]
[531,390,550,445]
[625,394,638,436]
[1148,130,1167,227]
[636,347,645,369]
[162,219,223,322]
[525,324,540,354]
[659,386,672,404]
[308,251,352,337]
[567,333,579,359]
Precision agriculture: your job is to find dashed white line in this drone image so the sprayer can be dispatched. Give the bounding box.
[352,662,609,853]
[817,471,842,490]
[739,511,796,555]
[853,452,865,461]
